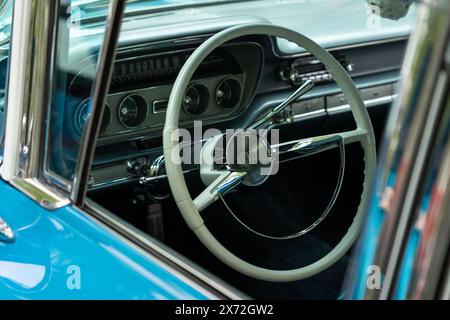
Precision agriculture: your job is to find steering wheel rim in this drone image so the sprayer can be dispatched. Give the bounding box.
[163,24,376,282]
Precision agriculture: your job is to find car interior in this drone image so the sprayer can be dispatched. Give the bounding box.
[42,0,416,299]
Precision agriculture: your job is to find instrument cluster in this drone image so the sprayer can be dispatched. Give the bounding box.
[69,42,262,144]
[95,73,244,141]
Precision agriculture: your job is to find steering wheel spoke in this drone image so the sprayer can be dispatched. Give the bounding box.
[274,129,366,162]
[193,171,246,212]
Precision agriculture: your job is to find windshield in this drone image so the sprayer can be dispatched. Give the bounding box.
[70,0,244,22]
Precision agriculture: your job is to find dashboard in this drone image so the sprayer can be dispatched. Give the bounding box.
[76,34,407,191]
[48,1,416,190]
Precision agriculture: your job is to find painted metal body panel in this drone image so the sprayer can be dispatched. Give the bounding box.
[0,179,208,299]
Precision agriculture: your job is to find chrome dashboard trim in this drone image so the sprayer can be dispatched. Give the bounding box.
[89,167,198,191]
[97,74,244,143]
[327,94,396,114]
[271,35,410,59]
[89,92,395,191]
[90,176,138,191]
[293,108,327,120]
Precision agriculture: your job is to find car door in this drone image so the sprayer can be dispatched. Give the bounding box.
[0,0,233,299]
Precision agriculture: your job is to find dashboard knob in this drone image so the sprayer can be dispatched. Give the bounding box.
[127,160,142,177]
[279,67,291,81]
[346,62,355,72]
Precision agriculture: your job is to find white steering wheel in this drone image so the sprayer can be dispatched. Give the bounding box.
[163,24,376,282]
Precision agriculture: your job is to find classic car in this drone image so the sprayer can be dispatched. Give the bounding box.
[0,0,446,300]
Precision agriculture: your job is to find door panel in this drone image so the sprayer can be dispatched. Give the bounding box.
[0,179,209,299]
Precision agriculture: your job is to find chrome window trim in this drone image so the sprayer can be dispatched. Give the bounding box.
[10,177,70,210]
[0,0,68,210]
[1,0,32,181]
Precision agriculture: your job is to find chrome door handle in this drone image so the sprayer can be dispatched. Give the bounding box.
[0,217,15,242]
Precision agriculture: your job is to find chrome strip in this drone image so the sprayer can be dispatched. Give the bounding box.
[293,108,326,120]
[90,176,137,191]
[327,94,396,114]
[1,0,32,181]
[89,167,198,191]
[0,216,15,242]
[0,0,68,210]
[10,177,70,210]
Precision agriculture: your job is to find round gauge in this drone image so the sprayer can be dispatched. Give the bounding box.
[118,94,148,128]
[75,100,112,136]
[216,78,242,109]
[183,84,209,116]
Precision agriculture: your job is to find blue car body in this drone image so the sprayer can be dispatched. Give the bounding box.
[0,179,208,299]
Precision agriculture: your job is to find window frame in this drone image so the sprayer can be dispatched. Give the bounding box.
[1,0,69,209]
